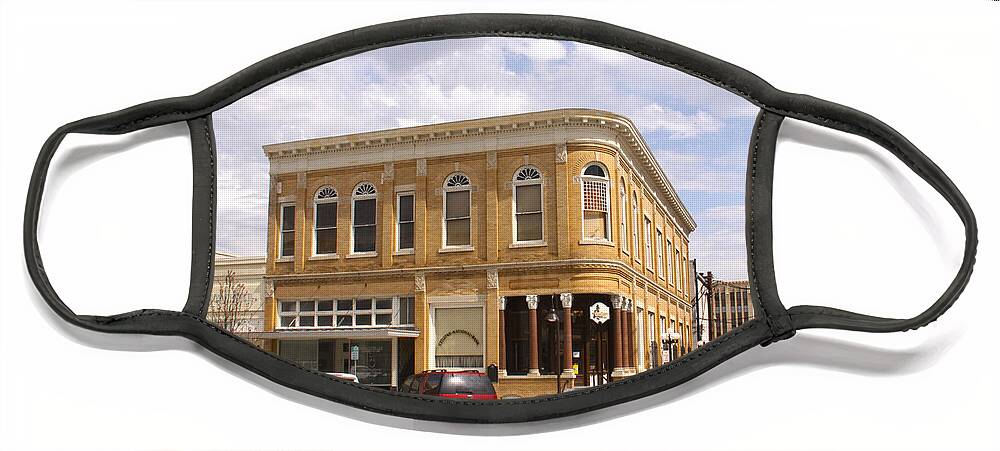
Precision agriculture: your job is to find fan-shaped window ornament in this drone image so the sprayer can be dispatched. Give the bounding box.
[354,182,377,197]
[515,166,541,181]
[445,173,471,187]
[583,164,606,178]
[315,186,338,200]
[581,163,611,241]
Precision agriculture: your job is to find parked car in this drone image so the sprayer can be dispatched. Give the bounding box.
[324,372,360,383]
[398,370,497,399]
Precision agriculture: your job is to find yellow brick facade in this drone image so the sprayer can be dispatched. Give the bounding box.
[261,109,697,397]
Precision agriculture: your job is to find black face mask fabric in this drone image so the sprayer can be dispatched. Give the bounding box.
[24,14,977,423]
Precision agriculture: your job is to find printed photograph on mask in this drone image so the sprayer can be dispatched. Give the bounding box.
[209,37,759,399]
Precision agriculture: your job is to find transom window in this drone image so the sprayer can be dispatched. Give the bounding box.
[443,173,471,247]
[313,186,338,255]
[352,182,377,254]
[279,203,295,258]
[513,166,543,243]
[581,163,610,241]
[278,297,396,328]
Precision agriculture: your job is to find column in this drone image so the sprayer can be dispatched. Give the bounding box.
[554,143,569,257]
[625,299,634,369]
[486,270,500,375]
[611,295,625,376]
[414,159,428,266]
[294,172,307,272]
[526,294,540,376]
[560,293,574,376]
[485,151,499,262]
[380,162,394,268]
[413,273,428,373]
[498,296,507,377]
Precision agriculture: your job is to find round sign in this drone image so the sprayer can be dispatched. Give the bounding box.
[589,302,610,324]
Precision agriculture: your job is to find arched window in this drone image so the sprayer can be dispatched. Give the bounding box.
[581,163,610,241]
[313,186,338,255]
[513,166,543,243]
[619,179,629,254]
[443,173,472,247]
[352,182,377,254]
[632,193,640,260]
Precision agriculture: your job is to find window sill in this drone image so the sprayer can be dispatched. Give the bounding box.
[309,254,339,261]
[439,246,474,254]
[509,241,547,249]
[394,249,415,256]
[579,239,614,247]
[276,257,294,263]
[346,252,378,259]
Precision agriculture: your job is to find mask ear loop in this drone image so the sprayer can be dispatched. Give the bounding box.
[24,108,213,336]
[768,100,978,334]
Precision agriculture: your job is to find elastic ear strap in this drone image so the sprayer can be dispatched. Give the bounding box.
[24,112,208,334]
[770,97,978,333]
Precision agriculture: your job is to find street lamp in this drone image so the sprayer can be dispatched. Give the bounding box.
[661,330,681,363]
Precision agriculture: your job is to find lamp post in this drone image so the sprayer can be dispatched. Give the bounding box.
[661,330,681,363]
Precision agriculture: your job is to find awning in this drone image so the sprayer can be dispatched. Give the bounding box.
[255,327,421,340]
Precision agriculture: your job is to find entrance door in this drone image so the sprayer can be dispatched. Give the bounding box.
[575,315,611,387]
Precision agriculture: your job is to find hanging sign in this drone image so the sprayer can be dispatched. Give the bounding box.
[589,302,610,324]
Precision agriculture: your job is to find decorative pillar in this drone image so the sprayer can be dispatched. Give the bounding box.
[414,159,428,266]
[554,143,569,257]
[413,273,428,373]
[611,295,625,376]
[560,293,574,375]
[498,296,507,376]
[526,294,540,376]
[485,151,499,262]
[380,162,394,268]
[624,299,634,369]
[486,269,500,375]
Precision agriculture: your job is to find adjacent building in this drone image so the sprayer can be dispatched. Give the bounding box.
[208,253,267,345]
[708,279,754,341]
[258,109,698,398]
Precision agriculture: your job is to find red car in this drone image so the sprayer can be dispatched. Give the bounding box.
[398,370,497,400]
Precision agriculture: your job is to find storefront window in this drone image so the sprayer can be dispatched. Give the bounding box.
[434,306,484,369]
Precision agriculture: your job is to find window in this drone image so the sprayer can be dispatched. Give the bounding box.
[581,163,610,241]
[397,296,415,325]
[279,204,295,258]
[278,298,394,329]
[396,192,414,251]
[513,166,543,242]
[352,182,377,254]
[656,229,665,278]
[675,248,682,287]
[313,186,338,255]
[636,307,645,368]
[643,217,653,269]
[443,173,471,247]
[666,239,674,284]
[631,194,640,259]
[619,181,629,253]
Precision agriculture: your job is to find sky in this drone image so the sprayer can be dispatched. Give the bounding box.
[213,37,758,280]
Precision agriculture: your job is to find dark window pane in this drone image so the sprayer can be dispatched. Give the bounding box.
[398,194,414,222]
[353,198,376,226]
[584,165,606,177]
[398,223,414,250]
[280,301,296,312]
[281,205,295,231]
[317,316,333,327]
[356,298,372,310]
[318,301,333,311]
[280,316,296,327]
[336,315,352,327]
[299,316,314,327]
[516,212,543,242]
[299,301,315,311]
[446,218,471,246]
[515,184,541,213]
[354,225,376,252]
[375,298,392,310]
[400,297,415,324]
[281,231,295,257]
[376,313,392,325]
[337,300,353,311]
[316,202,337,228]
[445,191,470,219]
[316,228,337,254]
[355,314,372,326]
[423,373,443,395]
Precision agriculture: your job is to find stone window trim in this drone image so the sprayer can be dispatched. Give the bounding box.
[512,165,544,245]
[580,162,612,244]
[351,181,378,256]
[441,172,473,250]
[278,203,295,261]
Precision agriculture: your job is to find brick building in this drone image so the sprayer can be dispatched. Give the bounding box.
[258,108,697,397]
[708,280,754,340]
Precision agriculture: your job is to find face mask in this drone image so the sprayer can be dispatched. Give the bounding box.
[25,14,977,423]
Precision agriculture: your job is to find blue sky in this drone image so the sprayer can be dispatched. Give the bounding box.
[213,38,758,280]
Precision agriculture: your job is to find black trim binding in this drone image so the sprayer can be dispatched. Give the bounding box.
[24,13,977,423]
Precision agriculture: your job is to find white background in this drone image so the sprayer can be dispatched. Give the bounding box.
[1,1,997,450]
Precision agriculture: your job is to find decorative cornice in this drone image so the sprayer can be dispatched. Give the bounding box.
[261,108,695,232]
